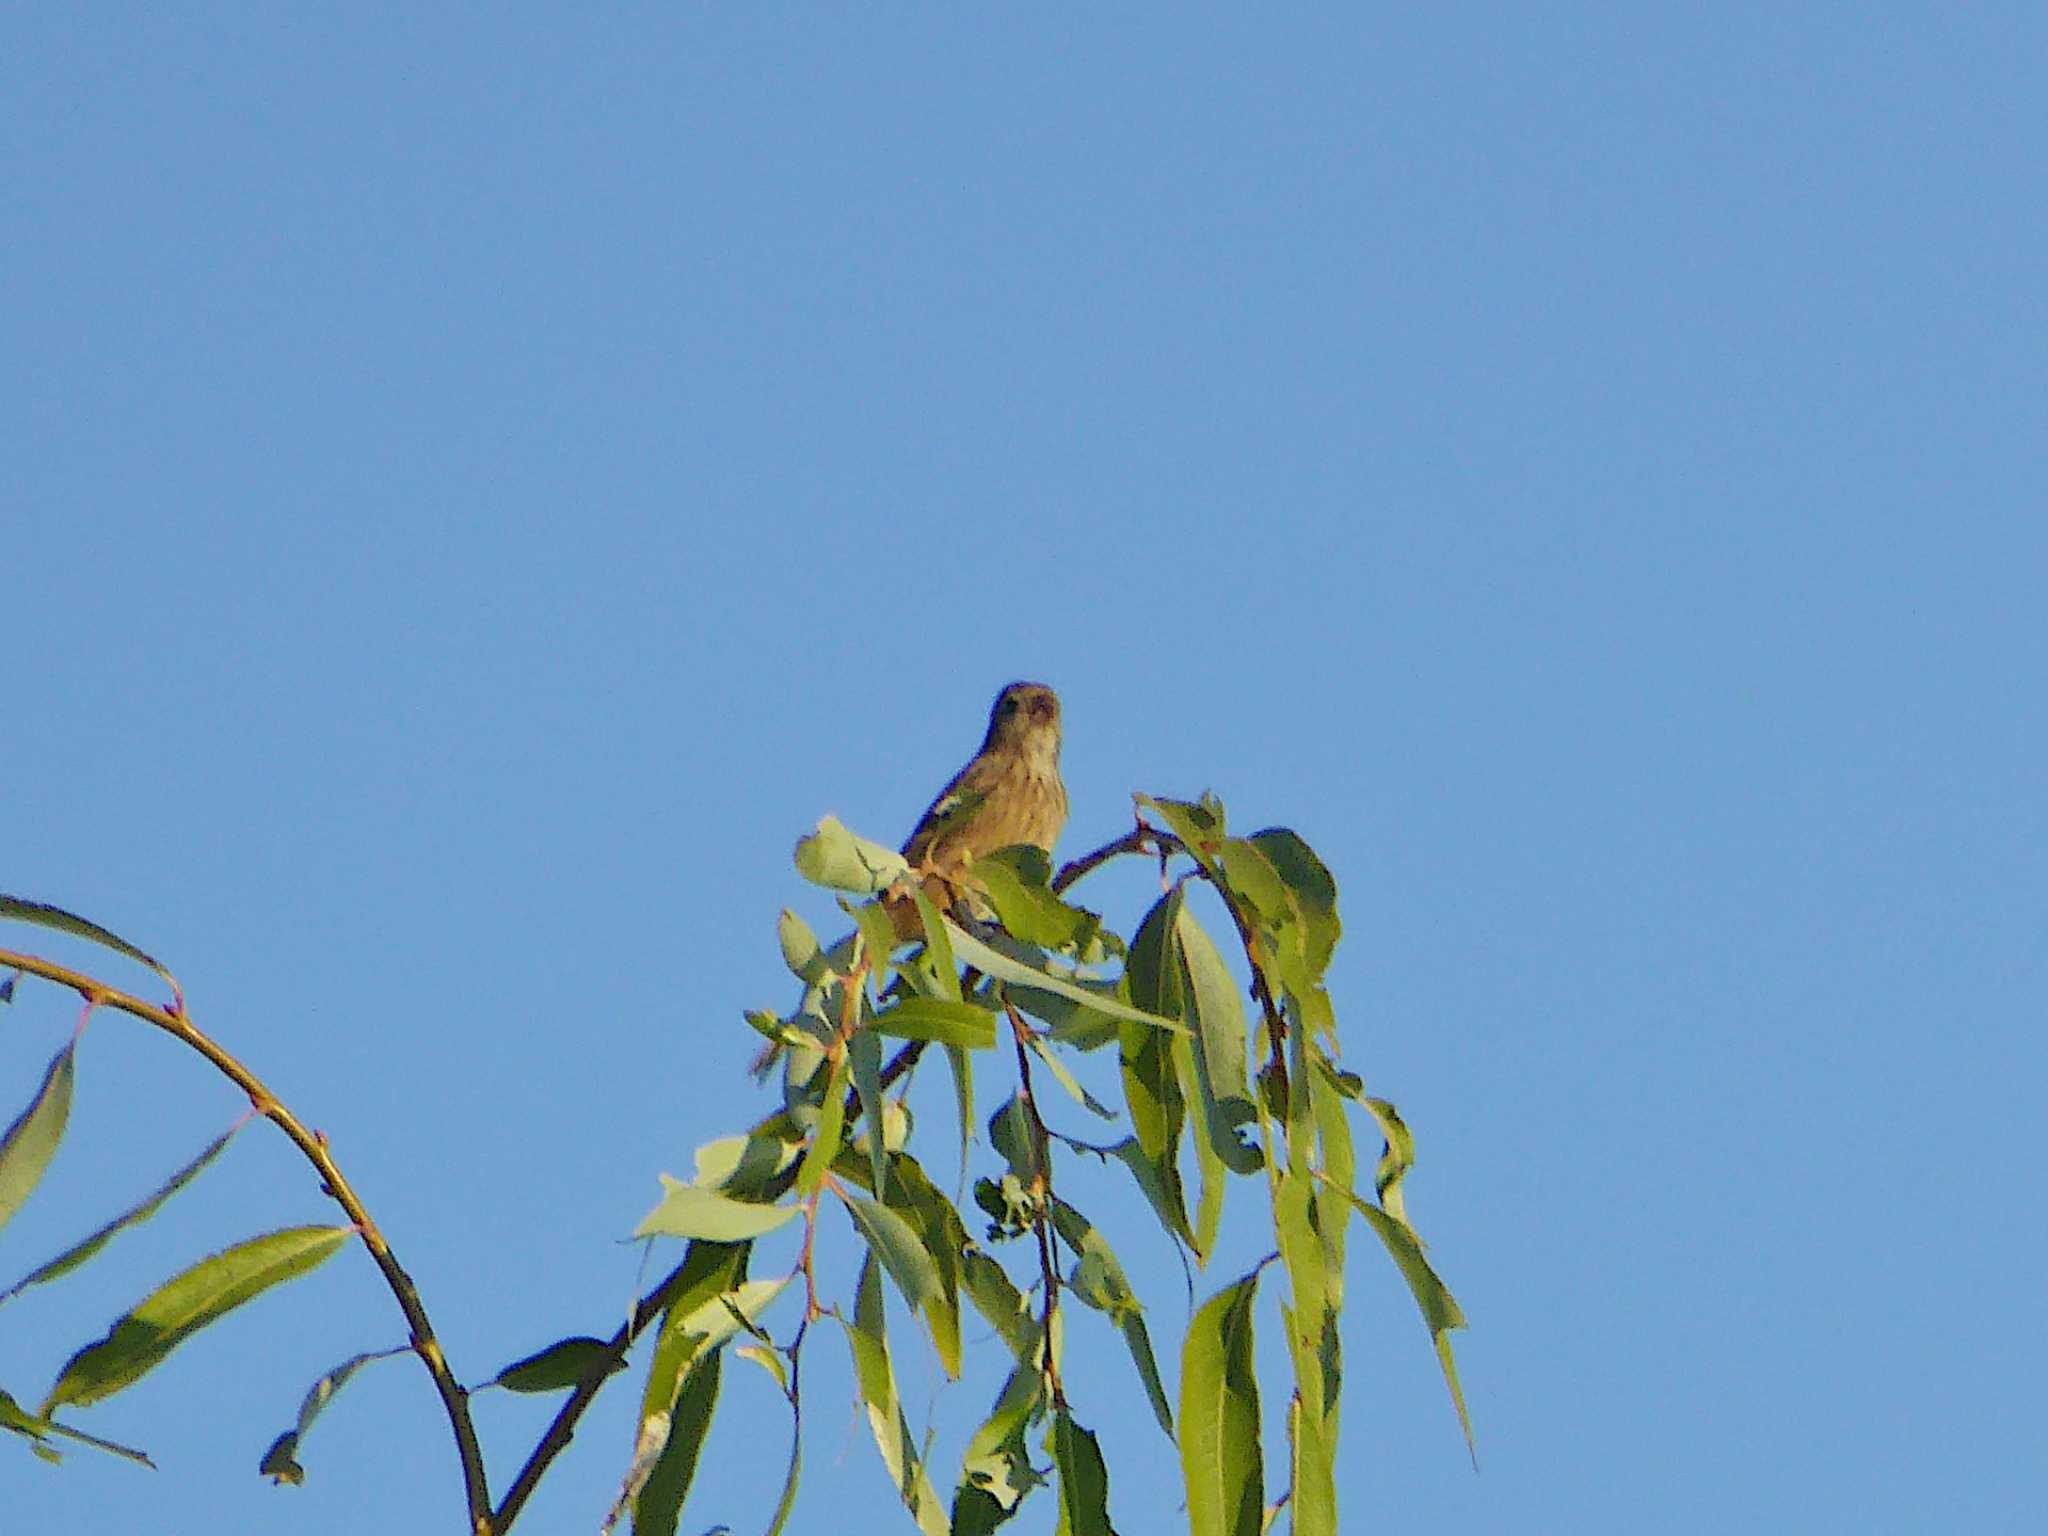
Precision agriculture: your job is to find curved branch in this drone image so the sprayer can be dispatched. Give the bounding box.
[0,947,492,1532]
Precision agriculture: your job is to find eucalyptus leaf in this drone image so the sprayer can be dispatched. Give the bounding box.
[0,1040,77,1238]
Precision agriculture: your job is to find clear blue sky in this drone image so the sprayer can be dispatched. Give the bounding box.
[5,6,2042,1533]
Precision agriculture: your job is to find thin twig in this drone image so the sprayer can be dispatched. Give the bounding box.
[0,947,493,1532]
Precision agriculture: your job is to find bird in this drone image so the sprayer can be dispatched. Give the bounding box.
[889,680,1070,937]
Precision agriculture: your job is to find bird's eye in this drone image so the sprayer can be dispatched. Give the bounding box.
[1002,697,1020,714]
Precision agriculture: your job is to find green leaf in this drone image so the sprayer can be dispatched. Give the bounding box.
[1317,1174,1475,1463]
[912,886,961,998]
[872,1152,967,1379]
[777,909,827,984]
[634,1176,799,1242]
[843,1192,939,1314]
[1246,829,1340,978]
[634,1346,722,1536]
[945,1042,975,1189]
[1,1385,153,1466]
[844,1254,948,1536]
[689,1130,802,1203]
[851,896,903,978]
[871,998,999,1050]
[795,1049,851,1197]
[1362,1095,1416,1224]
[850,1023,887,1199]
[1176,908,1265,1179]
[959,1247,1036,1362]
[486,1335,624,1393]
[1050,1409,1115,1536]
[794,816,909,893]
[1180,1268,1264,1536]
[946,921,1187,1034]
[0,896,178,993]
[1134,794,1228,866]
[0,1038,77,1238]
[951,1363,1045,1536]
[257,1347,407,1484]
[1026,1030,1116,1120]
[969,846,1099,951]
[3,1123,241,1305]
[45,1226,350,1413]
[1051,1199,1172,1437]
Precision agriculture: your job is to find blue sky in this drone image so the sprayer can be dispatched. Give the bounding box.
[5,6,2043,1532]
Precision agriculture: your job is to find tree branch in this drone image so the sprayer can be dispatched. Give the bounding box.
[0,947,492,1532]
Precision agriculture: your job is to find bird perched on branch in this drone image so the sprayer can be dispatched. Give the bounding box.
[888,681,1069,937]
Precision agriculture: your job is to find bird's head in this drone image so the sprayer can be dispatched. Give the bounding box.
[982,681,1062,765]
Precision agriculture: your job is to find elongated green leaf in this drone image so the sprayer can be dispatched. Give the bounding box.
[1362,1095,1416,1224]
[1026,1031,1115,1120]
[912,886,961,998]
[0,1040,77,1237]
[1050,1199,1172,1437]
[872,998,999,1050]
[747,1352,803,1536]
[844,1255,948,1536]
[1317,1174,1474,1461]
[3,1123,241,1304]
[843,1192,939,1313]
[959,1247,1036,1362]
[690,1130,802,1203]
[795,1050,851,1197]
[795,817,909,893]
[1176,909,1263,1178]
[486,1335,624,1394]
[946,923,1186,1033]
[45,1226,350,1413]
[1181,1268,1263,1536]
[0,897,177,992]
[634,1347,723,1536]
[945,1042,975,1189]
[850,1024,888,1198]
[258,1346,407,1484]
[877,1152,966,1379]
[851,897,903,981]
[634,1176,799,1242]
[1050,1409,1114,1536]
[1,1386,153,1466]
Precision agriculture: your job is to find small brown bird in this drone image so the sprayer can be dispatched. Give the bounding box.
[890,681,1070,937]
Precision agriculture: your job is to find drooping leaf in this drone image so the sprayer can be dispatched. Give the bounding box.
[951,1363,1045,1536]
[0,1039,77,1238]
[850,897,903,983]
[3,1122,242,1305]
[1050,1199,1171,1437]
[1362,1095,1416,1224]
[45,1226,350,1413]
[1246,829,1340,978]
[1049,1409,1115,1536]
[258,1347,408,1484]
[1180,1267,1264,1536]
[633,1348,722,1536]
[634,1176,799,1243]
[794,1049,851,1197]
[486,1335,625,1393]
[843,1254,948,1536]
[1026,1030,1116,1120]
[946,922,1186,1034]
[689,1130,802,1203]
[1317,1174,1475,1463]
[843,1192,939,1314]
[877,1152,967,1379]
[945,1042,975,1189]
[1,1386,152,1467]
[912,886,962,1000]
[1175,907,1263,1179]
[1134,794,1228,868]
[0,897,178,995]
[794,817,909,893]
[871,998,999,1050]
[850,1023,888,1198]
[959,1246,1037,1362]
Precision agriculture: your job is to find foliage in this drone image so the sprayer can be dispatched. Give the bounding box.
[0,792,1470,1531]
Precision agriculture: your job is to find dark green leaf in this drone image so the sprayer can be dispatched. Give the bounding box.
[258,1346,407,1484]
[794,1051,850,1197]
[951,1363,1045,1536]
[947,923,1186,1033]
[45,1226,350,1413]
[1050,1409,1115,1536]
[850,1024,887,1199]
[1176,908,1264,1178]
[487,1336,624,1393]
[0,1039,77,1238]
[0,897,178,993]
[1134,794,1228,867]
[1246,829,1341,978]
